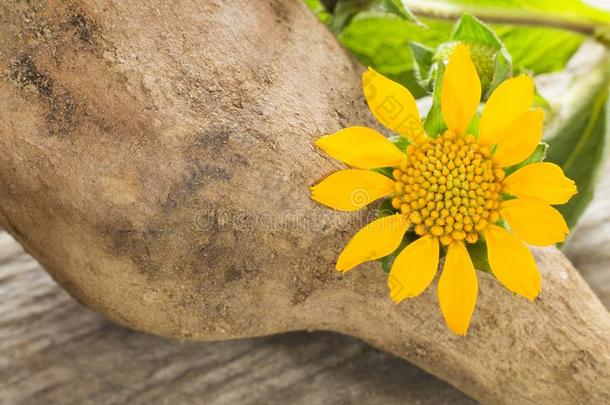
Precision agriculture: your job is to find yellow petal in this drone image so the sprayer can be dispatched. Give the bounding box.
[479,75,534,145]
[500,199,569,246]
[362,67,426,144]
[388,235,439,303]
[315,126,405,169]
[337,214,409,272]
[503,162,577,205]
[493,109,544,167]
[311,169,394,211]
[485,225,541,300]
[437,242,478,336]
[441,44,481,135]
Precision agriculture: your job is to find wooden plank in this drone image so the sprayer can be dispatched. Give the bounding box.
[0,231,473,404]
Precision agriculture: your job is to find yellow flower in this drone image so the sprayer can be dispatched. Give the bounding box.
[310,44,577,336]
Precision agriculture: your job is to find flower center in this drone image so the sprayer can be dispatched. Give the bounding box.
[391,130,504,245]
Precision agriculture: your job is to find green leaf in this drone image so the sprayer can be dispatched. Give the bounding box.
[378,197,397,218]
[379,250,397,273]
[330,0,422,33]
[303,0,332,24]
[338,17,447,71]
[424,63,447,137]
[338,16,446,96]
[504,142,548,176]
[466,239,492,274]
[373,166,395,179]
[545,56,610,228]
[337,15,583,100]
[486,48,512,97]
[321,0,599,96]
[496,26,585,74]
[409,42,436,85]
[406,0,599,74]
[389,134,410,151]
[417,17,585,75]
[338,17,417,74]
[451,13,502,50]
[380,0,424,26]
[466,112,480,137]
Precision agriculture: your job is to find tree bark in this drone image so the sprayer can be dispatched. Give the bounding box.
[0,1,608,403]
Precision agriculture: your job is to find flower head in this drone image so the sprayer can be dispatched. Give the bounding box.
[310,44,577,335]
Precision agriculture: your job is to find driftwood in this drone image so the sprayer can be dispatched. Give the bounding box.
[0,1,609,403]
[1,159,608,404]
[0,231,473,404]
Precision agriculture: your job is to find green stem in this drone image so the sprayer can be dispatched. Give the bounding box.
[406,0,608,41]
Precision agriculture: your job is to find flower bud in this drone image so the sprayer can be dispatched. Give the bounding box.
[434,41,497,90]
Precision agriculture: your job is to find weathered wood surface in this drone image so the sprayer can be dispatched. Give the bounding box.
[0,231,473,405]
